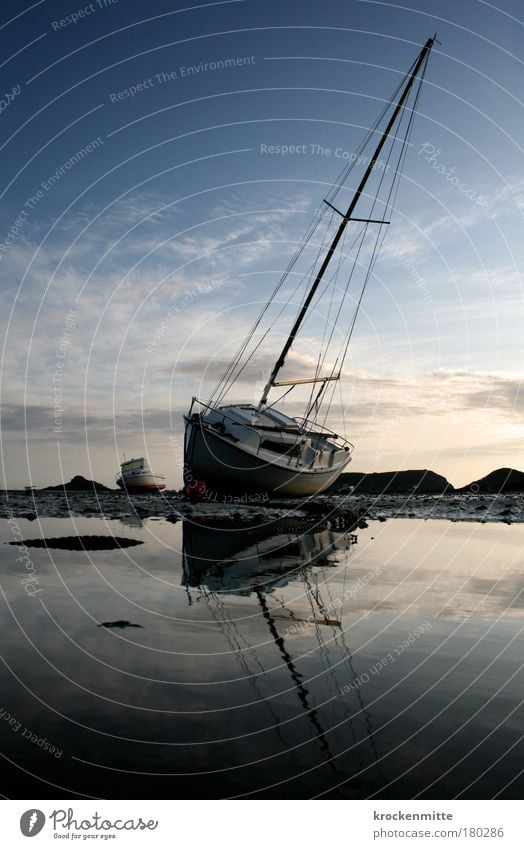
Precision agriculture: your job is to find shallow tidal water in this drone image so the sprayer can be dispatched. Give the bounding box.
[0,515,523,799]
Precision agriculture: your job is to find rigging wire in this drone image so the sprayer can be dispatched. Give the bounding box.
[305,221,370,422]
[208,58,418,408]
[209,203,332,405]
[304,220,349,415]
[318,50,433,428]
[207,44,432,414]
[212,208,338,406]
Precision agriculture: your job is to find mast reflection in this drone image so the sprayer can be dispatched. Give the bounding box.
[181,520,389,792]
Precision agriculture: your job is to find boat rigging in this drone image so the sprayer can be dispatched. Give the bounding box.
[184,36,436,497]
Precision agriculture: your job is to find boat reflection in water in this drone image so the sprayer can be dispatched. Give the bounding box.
[182,520,339,597]
[181,519,388,793]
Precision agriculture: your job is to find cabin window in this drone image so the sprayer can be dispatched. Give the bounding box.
[122,460,143,471]
[260,439,301,458]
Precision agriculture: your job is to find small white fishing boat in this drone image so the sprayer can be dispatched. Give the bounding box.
[184,36,437,498]
[115,457,166,493]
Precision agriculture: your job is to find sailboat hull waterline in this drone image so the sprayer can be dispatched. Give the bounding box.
[185,422,348,496]
[184,401,352,498]
[183,37,436,499]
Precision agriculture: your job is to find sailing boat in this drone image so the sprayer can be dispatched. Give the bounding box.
[184,36,436,498]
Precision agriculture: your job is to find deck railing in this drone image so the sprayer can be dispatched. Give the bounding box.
[187,397,354,462]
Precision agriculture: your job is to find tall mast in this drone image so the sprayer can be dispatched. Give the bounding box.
[258,35,436,409]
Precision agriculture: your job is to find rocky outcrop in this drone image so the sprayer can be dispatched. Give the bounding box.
[43,475,114,492]
[330,469,453,495]
[456,468,524,494]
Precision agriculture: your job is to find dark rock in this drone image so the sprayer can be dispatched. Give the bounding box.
[98,621,143,629]
[456,468,524,494]
[44,475,114,492]
[329,469,453,495]
[9,535,143,550]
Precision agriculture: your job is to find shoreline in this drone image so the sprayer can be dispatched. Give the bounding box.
[1,490,523,525]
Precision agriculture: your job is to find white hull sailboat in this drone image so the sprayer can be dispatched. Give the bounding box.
[184,37,436,498]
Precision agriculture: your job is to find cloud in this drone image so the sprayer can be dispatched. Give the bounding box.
[0,403,182,443]
[428,370,523,414]
[1,171,522,489]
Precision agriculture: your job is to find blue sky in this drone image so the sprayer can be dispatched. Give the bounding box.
[0,0,522,488]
